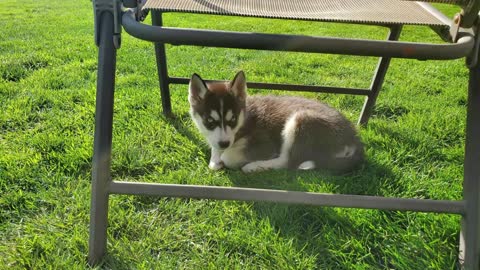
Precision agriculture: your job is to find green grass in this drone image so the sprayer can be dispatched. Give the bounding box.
[0,0,468,269]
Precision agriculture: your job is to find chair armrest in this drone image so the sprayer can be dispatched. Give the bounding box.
[122,10,474,60]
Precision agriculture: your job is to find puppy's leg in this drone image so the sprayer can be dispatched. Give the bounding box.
[241,158,286,173]
[209,148,224,170]
[241,113,298,173]
[219,138,248,169]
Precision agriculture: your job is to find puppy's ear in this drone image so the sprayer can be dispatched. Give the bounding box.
[188,73,208,105]
[230,71,247,101]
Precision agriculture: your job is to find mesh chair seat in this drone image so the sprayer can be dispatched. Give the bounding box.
[143,0,450,26]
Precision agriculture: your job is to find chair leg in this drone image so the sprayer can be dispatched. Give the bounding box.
[458,57,480,270]
[152,11,173,117]
[358,25,402,125]
[88,10,117,266]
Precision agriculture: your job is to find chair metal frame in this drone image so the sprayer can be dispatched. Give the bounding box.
[89,0,480,268]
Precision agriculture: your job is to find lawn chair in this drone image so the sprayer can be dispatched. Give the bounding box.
[89,0,480,268]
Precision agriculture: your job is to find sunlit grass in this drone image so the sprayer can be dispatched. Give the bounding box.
[0,0,466,268]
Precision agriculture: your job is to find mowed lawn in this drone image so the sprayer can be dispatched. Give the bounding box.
[0,0,470,269]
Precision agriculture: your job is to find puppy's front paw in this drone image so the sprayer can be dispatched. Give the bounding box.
[241,161,266,173]
[209,161,224,170]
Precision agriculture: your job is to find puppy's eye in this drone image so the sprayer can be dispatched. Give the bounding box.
[206,117,215,123]
[231,116,236,122]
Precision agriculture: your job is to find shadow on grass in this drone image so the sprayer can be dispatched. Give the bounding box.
[231,159,396,267]
[117,113,399,268]
[110,112,208,179]
[164,110,401,266]
[223,157,395,195]
[197,138,394,268]
[167,111,209,150]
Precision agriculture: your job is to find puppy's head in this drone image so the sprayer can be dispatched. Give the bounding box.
[189,71,247,150]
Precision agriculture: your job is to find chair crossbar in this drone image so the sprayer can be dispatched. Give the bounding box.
[109,181,466,215]
[168,77,371,96]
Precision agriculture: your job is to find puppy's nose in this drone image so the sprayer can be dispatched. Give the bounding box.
[218,141,230,149]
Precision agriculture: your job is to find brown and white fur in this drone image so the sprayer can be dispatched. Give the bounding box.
[188,71,364,173]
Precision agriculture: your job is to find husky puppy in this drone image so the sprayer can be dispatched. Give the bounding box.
[188,71,364,173]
